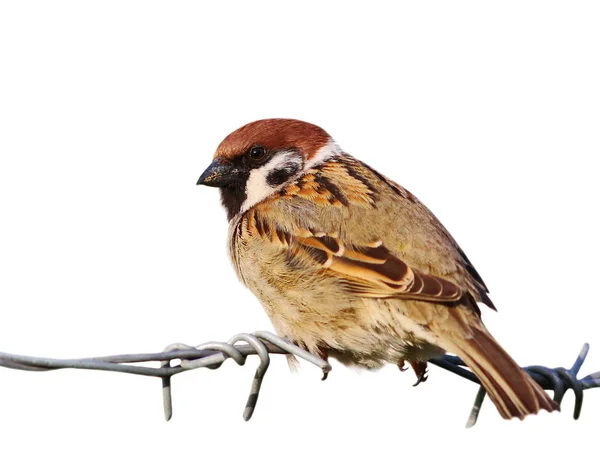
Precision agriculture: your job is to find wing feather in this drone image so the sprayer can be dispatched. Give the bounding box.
[252,216,465,303]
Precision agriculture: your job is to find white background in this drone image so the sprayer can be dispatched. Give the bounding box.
[1,1,599,448]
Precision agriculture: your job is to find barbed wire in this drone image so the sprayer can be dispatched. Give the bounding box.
[1,332,598,427]
[429,343,600,426]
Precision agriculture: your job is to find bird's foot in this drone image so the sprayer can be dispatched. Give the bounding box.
[317,347,330,381]
[398,359,409,372]
[410,361,429,387]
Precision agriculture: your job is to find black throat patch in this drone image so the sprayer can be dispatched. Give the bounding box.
[219,177,248,221]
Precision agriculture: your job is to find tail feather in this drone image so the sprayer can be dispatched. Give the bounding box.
[441,321,559,420]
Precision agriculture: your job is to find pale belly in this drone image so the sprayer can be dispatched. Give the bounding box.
[237,251,445,369]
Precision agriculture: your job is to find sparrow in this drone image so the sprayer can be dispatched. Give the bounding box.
[197,118,559,420]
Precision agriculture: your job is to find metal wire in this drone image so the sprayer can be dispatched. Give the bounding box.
[0,333,598,426]
[0,331,331,422]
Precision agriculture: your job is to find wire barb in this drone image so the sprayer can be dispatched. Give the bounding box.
[0,335,597,426]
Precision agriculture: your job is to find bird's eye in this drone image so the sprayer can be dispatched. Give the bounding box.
[249,145,268,160]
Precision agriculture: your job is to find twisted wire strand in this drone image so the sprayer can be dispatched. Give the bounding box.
[0,334,598,426]
[0,331,331,422]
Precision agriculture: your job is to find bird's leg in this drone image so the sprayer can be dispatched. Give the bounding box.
[410,361,429,387]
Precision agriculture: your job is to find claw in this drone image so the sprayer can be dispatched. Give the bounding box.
[398,359,409,372]
[410,361,429,387]
[317,347,329,381]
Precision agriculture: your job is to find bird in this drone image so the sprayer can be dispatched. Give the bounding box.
[196,118,559,420]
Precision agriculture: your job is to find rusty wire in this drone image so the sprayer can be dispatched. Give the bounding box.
[0,332,598,426]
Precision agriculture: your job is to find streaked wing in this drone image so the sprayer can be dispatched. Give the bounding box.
[246,210,465,304]
[237,154,494,311]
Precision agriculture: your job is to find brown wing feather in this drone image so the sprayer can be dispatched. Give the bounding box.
[303,235,463,302]
[249,215,465,304]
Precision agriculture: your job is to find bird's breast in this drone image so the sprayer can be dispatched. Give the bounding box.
[227,210,443,367]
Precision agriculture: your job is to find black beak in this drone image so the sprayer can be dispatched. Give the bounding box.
[197,159,244,187]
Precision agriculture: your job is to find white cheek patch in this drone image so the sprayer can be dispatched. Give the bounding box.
[241,151,303,214]
[305,138,342,169]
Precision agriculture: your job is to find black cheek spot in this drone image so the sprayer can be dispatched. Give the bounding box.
[267,165,299,187]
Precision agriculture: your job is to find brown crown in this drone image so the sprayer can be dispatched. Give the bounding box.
[214,119,331,161]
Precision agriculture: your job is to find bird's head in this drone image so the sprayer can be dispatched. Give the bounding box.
[197,119,340,220]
